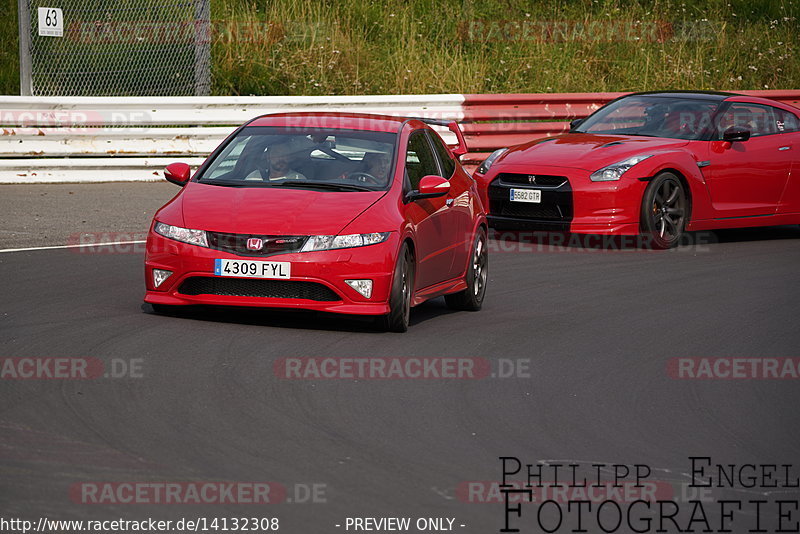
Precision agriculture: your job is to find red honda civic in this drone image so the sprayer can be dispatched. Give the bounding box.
[144,113,488,332]
[473,91,800,248]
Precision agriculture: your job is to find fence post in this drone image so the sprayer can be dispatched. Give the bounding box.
[194,0,211,96]
[17,0,32,96]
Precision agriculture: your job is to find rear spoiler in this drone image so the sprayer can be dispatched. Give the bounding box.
[408,117,468,157]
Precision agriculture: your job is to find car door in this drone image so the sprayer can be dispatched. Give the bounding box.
[426,130,472,279]
[704,102,791,217]
[402,130,455,289]
[772,106,800,213]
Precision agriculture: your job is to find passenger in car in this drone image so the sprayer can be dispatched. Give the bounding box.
[661,103,701,138]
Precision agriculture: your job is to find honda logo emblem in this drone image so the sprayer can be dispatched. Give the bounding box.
[527,175,536,184]
[246,238,264,251]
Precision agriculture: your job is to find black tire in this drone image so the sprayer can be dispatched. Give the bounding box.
[445,228,488,311]
[380,243,414,332]
[640,172,688,249]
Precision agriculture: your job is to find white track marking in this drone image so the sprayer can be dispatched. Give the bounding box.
[0,240,145,253]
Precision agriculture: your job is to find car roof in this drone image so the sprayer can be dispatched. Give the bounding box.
[247,112,411,133]
[625,90,740,101]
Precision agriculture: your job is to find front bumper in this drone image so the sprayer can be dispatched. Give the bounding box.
[480,165,648,235]
[143,231,399,315]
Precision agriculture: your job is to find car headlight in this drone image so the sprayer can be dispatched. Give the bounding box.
[154,222,209,247]
[590,155,653,182]
[476,148,509,175]
[300,232,390,252]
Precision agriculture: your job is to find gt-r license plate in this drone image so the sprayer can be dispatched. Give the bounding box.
[510,188,541,203]
[214,259,291,279]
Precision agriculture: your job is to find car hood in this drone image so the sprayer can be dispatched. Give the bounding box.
[497,133,690,171]
[179,182,387,235]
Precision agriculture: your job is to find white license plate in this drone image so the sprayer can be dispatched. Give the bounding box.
[510,189,541,203]
[214,259,291,279]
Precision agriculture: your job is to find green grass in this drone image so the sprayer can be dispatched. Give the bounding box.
[208,0,799,95]
[0,0,19,94]
[1,0,798,96]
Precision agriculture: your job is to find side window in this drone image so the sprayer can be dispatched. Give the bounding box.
[406,132,439,190]
[427,131,456,179]
[716,103,776,138]
[772,107,800,133]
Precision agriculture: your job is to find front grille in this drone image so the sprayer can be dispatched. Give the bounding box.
[496,173,568,187]
[178,277,341,301]
[207,232,307,257]
[499,203,563,219]
[488,176,573,223]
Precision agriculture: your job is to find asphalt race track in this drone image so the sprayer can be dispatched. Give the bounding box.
[1,183,799,533]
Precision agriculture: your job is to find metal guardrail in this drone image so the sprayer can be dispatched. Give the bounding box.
[1,91,798,183]
[460,90,800,156]
[0,95,464,183]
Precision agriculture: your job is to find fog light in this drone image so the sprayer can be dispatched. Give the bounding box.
[345,279,373,298]
[153,269,172,288]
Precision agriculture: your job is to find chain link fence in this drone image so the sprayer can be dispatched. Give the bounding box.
[18,0,210,96]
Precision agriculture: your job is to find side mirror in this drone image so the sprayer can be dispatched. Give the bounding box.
[405,175,450,202]
[164,162,191,186]
[569,119,583,131]
[722,126,750,143]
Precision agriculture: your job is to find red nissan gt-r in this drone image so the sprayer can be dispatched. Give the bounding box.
[144,113,488,332]
[474,91,800,248]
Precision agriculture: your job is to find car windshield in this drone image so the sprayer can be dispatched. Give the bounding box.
[574,96,722,140]
[197,126,397,191]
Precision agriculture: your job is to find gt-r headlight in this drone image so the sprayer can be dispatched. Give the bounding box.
[153,221,209,247]
[590,155,653,182]
[476,148,509,174]
[300,232,390,252]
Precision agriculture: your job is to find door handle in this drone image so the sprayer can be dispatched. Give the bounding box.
[779,146,791,151]
[445,198,454,207]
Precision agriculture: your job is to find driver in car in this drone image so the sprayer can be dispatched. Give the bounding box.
[360,152,391,185]
[266,143,306,181]
[641,103,669,134]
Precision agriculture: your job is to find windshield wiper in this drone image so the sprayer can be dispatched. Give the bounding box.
[198,179,250,187]
[276,181,374,192]
[577,131,662,139]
